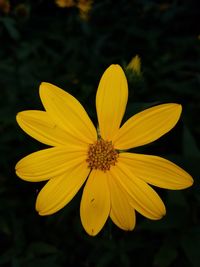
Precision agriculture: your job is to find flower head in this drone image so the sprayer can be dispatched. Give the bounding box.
[15,65,193,236]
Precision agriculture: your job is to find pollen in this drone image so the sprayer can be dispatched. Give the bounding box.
[86,139,119,171]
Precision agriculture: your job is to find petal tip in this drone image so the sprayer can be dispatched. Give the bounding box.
[156,209,166,220]
[37,210,47,216]
[175,103,182,114]
[127,224,136,231]
[184,175,194,188]
[35,201,43,215]
[39,82,50,95]
[16,111,32,125]
[162,209,167,218]
[15,169,20,177]
[40,81,50,87]
[36,207,50,216]
[39,82,58,97]
[107,64,124,73]
[165,103,182,115]
[171,103,182,119]
[15,160,22,173]
[177,169,194,189]
[16,111,24,123]
[86,228,99,236]
[156,204,166,220]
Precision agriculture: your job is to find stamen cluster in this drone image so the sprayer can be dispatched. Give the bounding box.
[86,139,118,171]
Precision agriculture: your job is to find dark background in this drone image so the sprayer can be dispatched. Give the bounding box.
[0,0,200,266]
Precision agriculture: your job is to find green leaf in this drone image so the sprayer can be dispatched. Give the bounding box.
[0,17,20,40]
[183,126,200,158]
[154,236,178,267]
[28,242,59,256]
[181,227,200,267]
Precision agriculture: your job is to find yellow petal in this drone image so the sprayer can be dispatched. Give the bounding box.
[36,161,89,215]
[15,147,87,182]
[39,82,97,144]
[80,170,110,236]
[119,153,193,189]
[96,65,128,140]
[110,160,166,220]
[108,172,136,231]
[113,103,182,149]
[16,110,87,147]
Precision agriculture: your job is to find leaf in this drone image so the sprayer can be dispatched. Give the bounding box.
[25,257,60,267]
[28,242,59,256]
[154,236,178,267]
[183,126,200,158]
[181,227,200,267]
[0,17,20,40]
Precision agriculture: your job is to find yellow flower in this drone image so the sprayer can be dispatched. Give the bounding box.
[55,0,75,8]
[77,0,93,20]
[127,55,141,75]
[15,65,193,236]
[55,0,92,21]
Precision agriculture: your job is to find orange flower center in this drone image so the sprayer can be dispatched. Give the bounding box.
[86,139,118,171]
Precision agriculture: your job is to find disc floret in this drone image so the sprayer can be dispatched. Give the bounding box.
[86,139,118,171]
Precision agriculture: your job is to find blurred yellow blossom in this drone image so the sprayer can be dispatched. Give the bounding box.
[55,0,75,8]
[127,55,141,75]
[55,0,92,21]
[158,3,171,12]
[77,0,93,20]
[0,0,10,14]
[14,4,29,19]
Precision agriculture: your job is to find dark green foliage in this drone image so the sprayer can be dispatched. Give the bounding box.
[0,0,199,266]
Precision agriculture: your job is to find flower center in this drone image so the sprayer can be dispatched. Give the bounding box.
[86,139,119,172]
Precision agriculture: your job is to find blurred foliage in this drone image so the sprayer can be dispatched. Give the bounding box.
[0,0,200,266]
